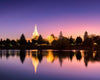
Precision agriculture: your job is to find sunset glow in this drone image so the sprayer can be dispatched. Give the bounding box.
[0,0,100,40]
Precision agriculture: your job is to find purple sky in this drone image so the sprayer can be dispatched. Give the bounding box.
[0,0,100,40]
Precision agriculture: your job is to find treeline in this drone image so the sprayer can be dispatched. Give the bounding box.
[1,32,100,50]
[0,34,49,49]
[52,36,96,50]
[52,31,100,50]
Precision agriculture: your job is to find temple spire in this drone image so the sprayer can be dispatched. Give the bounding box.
[32,24,39,39]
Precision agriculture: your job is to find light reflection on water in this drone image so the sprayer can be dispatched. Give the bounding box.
[0,49,100,80]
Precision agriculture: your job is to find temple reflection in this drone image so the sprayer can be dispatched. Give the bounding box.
[1,49,100,73]
[31,56,39,73]
[31,50,42,73]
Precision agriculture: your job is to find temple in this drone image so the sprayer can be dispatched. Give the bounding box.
[32,24,39,40]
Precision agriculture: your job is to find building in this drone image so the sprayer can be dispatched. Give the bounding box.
[84,31,88,40]
[32,24,39,40]
[47,34,58,44]
[59,31,63,39]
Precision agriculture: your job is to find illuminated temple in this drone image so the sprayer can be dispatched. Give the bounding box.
[32,24,39,40]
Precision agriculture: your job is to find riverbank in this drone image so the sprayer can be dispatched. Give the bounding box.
[0,45,100,50]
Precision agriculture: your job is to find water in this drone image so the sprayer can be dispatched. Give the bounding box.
[0,49,100,80]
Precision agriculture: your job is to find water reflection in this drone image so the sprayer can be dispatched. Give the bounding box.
[0,49,99,73]
[31,51,39,73]
[19,50,26,64]
[47,50,55,63]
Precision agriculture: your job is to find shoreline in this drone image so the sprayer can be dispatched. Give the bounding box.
[0,45,100,50]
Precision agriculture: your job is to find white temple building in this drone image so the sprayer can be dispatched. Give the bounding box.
[32,24,39,40]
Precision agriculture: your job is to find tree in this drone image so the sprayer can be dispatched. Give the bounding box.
[0,39,2,48]
[83,38,93,46]
[5,38,11,48]
[0,39,2,45]
[32,39,37,44]
[6,38,10,44]
[69,36,75,45]
[51,34,55,38]
[19,34,27,45]
[11,40,16,46]
[76,36,82,45]
[52,37,69,49]
[37,35,43,44]
[93,36,100,45]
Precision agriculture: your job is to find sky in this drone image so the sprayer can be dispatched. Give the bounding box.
[0,0,100,40]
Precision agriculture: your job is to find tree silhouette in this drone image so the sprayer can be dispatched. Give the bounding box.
[19,50,26,64]
[83,38,93,46]
[76,36,82,45]
[51,34,55,38]
[19,34,27,45]
[5,38,11,48]
[69,36,75,45]
[32,39,37,44]
[11,40,16,47]
[0,39,2,48]
[93,36,100,45]
[52,37,69,49]
[37,35,43,44]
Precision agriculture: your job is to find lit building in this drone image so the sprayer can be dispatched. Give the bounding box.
[47,36,54,44]
[47,34,58,44]
[32,24,39,40]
